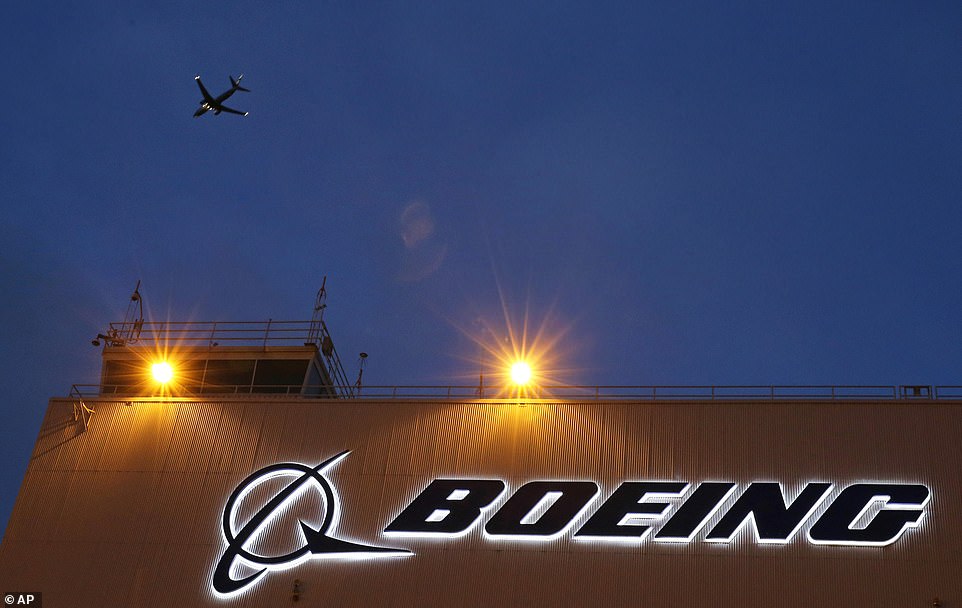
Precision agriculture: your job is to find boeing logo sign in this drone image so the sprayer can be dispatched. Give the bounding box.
[212,451,408,596]
[384,479,929,545]
[212,452,931,596]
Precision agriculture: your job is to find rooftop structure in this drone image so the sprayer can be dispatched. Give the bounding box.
[84,281,360,399]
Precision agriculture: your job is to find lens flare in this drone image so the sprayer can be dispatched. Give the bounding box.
[510,361,532,385]
[151,362,174,384]
[451,280,582,400]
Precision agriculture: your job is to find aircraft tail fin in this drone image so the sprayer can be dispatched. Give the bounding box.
[231,74,251,93]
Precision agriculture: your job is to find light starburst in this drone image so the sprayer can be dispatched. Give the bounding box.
[453,285,580,400]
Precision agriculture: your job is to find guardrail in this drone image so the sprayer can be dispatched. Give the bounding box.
[68,384,962,400]
[103,320,318,347]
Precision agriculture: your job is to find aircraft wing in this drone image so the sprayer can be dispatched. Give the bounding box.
[194,76,215,103]
[218,105,248,116]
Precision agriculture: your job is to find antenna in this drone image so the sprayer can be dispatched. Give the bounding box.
[355,352,368,393]
[91,281,145,347]
[307,276,327,345]
[304,277,356,397]
[119,280,144,343]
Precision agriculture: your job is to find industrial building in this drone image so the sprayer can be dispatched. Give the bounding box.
[0,289,958,607]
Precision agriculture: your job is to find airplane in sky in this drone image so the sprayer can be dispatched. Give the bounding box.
[193,74,249,117]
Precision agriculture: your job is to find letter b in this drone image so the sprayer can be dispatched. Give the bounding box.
[385,479,505,535]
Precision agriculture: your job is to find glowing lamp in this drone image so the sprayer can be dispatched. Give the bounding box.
[151,362,174,384]
[510,361,532,385]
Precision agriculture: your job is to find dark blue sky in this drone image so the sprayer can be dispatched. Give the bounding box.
[2,2,961,533]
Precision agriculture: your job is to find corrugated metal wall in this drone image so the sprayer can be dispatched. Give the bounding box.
[1,397,959,607]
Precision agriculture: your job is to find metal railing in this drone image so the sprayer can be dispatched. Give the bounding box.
[68,384,962,401]
[105,320,318,348]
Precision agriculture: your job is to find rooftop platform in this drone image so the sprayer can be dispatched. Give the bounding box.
[89,319,358,398]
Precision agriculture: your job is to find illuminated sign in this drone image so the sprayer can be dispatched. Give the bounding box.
[212,451,408,597]
[213,452,931,597]
[385,479,929,546]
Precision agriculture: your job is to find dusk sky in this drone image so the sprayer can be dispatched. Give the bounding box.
[2,2,961,532]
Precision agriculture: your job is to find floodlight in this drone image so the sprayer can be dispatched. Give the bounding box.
[510,361,532,385]
[151,362,174,384]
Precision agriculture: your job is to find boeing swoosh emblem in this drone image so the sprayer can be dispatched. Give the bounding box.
[212,451,408,596]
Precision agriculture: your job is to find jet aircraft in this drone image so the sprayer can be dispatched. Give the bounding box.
[193,74,249,117]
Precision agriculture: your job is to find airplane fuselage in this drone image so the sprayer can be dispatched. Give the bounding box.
[193,75,249,117]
